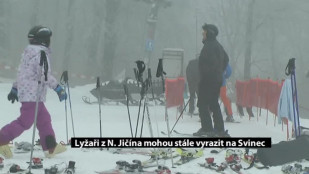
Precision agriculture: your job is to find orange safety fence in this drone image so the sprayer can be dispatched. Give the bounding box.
[235,78,284,116]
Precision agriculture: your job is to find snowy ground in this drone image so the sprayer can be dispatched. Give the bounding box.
[0,77,308,174]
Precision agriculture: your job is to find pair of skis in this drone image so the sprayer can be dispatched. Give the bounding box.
[95,160,171,174]
[199,149,243,174]
[161,130,201,137]
[1,159,75,174]
[172,148,204,166]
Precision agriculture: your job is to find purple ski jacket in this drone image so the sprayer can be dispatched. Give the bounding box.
[12,45,58,102]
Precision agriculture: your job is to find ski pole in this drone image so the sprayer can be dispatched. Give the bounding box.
[292,71,301,136]
[140,79,150,137]
[290,61,301,136]
[60,71,69,144]
[123,83,133,137]
[96,77,102,139]
[28,51,48,174]
[285,58,301,137]
[65,72,76,138]
[140,101,146,137]
[64,85,69,144]
[156,58,174,168]
[134,61,146,138]
[169,98,190,134]
[135,97,143,138]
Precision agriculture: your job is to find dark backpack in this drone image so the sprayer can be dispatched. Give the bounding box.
[257,135,309,166]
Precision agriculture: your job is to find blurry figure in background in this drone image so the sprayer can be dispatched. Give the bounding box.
[220,63,235,122]
[194,23,229,137]
[0,25,67,159]
[186,58,199,115]
[186,59,235,122]
[237,105,255,117]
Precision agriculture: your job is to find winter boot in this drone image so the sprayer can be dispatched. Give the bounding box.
[44,143,67,158]
[225,116,235,122]
[44,135,67,158]
[0,144,12,159]
[193,128,215,137]
[216,130,231,138]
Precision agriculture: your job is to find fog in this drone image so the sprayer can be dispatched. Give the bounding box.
[0,0,308,118]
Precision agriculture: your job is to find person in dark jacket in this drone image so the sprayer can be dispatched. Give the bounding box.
[186,58,199,115]
[194,23,229,137]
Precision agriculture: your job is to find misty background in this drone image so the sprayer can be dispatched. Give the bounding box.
[0,0,308,118]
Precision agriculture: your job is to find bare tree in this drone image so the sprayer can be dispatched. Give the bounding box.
[85,0,105,76]
[0,1,9,63]
[29,0,40,26]
[62,0,76,72]
[101,0,121,80]
[243,0,255,80]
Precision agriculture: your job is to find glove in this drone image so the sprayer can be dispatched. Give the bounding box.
[54,85,67,102]
[8,87,18,103]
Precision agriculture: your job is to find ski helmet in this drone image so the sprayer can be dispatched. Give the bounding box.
[28,25,52,47]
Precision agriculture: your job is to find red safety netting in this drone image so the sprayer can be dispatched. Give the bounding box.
[235,78,283,115]
[165,77,185,108]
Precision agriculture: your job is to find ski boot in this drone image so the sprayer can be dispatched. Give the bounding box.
[156,165,171,174]
[116,160,129,170]
[132,160,144,172]
[64,161,75,174]
[44,136,67,158]
[45,166,58,174]
[225,116,235,122]
[225,149,242,165]
[125,163,139,172]
[230,163,242,172]
[217,162,228,172]
[204,157,220,170]
[30,157,43,169]
[200,157,227,172]
[45,162,68,174]
[243,152,254,163]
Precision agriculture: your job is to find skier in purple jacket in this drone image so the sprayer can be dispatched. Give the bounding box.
[0,25,67,158]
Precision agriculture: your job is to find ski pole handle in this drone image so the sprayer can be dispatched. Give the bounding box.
[96,77,100,89]
[134,68,138,81]
[285,58,296,76]
[61,71,69,83]
[156,59,163,78]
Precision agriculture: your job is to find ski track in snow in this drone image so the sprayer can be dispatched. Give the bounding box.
[0,80,308,174]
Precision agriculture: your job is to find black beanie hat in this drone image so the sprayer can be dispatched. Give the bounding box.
[202,23,219,38]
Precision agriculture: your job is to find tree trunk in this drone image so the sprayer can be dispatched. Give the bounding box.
[101,0,120,81]
[30,0,40,26]
[63,0,75,71]
[270,18,279,80]
[86,0,105,76]
[0,1,9,63]
[244,0,255,80]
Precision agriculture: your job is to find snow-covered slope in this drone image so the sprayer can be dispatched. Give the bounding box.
[0,81,308,174]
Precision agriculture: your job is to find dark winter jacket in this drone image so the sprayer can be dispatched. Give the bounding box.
[198,38,229,86]
[186,59,199,86]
